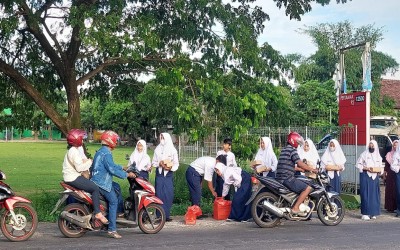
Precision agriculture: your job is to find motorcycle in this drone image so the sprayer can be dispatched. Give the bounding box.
[246,161,345,228]
[0,170,38,241]
[51,162,166,237]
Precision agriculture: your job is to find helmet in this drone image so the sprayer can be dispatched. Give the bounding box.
[67,129,86,147]
[101,130,119,149]
[287,132,304,148]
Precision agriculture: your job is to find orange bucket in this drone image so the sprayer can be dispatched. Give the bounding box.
[213,197,231,220]
[185,210,197,225]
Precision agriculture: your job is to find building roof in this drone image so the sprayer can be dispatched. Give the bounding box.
[380,79,400,109]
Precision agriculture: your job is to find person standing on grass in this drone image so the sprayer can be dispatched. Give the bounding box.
[127,140,152,180]
[253,137,278,178]
[62,129,109,225]
[186,155,227,208]
[356,140,383,221]
[384,140,398,213]
[215,138,237,199]
[152,132,179,222]
[91,130,136,239]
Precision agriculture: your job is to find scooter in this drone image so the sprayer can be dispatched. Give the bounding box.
[0,170,38,241]
[246,160,345,228]
[51,163,166,237]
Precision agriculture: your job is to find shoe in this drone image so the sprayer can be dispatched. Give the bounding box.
[396,214,400,217]
[241,218,254,223]
[361,215,370,220]
[166,218,173,222]
[225,218,234,222]
[371,216,377,220]
[95,213,109,225]
[117,213,125,218]
[107,231,122,239]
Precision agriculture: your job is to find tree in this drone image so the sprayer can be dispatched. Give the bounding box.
[0,0,350,135]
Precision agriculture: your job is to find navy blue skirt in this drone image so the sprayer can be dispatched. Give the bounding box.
[139,170,149,181]
[328,171,342,194]
[228,171,252,221]
[395,172,400,216]
[155,170,174,219]
[360,171,381,216]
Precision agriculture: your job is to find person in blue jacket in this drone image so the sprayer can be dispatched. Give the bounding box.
[91,130,136,239]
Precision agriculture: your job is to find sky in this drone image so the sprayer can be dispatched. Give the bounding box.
[256,0,400,79]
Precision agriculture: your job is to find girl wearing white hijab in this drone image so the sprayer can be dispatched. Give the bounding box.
[356,140,383,220]
[253,137,278,178]
[321,139,346,193]
[214,162,252,222]
[127,140,151,180]
[152,133,179,221]
[389,141,400,217]
[297,139,320,177]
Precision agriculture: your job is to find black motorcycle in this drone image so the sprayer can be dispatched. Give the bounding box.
[246,162,345,228]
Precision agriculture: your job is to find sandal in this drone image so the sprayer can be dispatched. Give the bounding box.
[95,213,109,225]
[107,231,122,239]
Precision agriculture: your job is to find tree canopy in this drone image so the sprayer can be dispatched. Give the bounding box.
[0,0,350,135]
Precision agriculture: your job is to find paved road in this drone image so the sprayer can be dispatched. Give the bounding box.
[1,210,400,250]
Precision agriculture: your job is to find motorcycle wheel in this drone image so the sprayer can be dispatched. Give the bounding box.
[58,203,89,238]
[0,202,38,242]
[138,203,166,234]
[251,192,281,228]
[317,195,345,226]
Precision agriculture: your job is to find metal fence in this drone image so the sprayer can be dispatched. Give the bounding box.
[178,125,360,195]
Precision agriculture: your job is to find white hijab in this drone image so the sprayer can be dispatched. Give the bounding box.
[154,133,177,158]
[390,141,400,173]
[254,137,277,175]
[321,139,346,178]
[215,162,242,187]
[128,140,150,171]
[357,140,382,180]
[297,139,320,167]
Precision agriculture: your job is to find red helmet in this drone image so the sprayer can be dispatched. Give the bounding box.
[67,129,86,147]
[287,132,304,148]
[101,130,119,149]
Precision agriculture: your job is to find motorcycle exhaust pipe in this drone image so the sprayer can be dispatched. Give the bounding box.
[261,200,284,218]
[60,211,93,230]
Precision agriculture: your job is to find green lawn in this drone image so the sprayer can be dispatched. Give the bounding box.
[0,141,138,195]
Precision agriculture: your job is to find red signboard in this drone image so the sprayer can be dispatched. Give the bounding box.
[338,91,369,145]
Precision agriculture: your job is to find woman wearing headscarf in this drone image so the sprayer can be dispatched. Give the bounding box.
[390,141,400,217]
[253,137,278,178]
[356,140,383,220]
[384,140,398,213]
[214,162,252,222]
[152,133,179,222]
[321,139,346,193]
[127,140,151,180]
[297,139,320,177]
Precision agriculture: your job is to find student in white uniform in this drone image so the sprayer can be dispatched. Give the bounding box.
[127,140,151,180]
[389,142,400,217]
[152,133,179,222]
[214,162,252,222]
[185,155,227,207]
[356,140,383,220]
[321,139,346,193]
[216,138,237,199]
[253,137,278,177]
[297,139,320,176]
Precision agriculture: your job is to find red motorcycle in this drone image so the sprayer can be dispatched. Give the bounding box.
[51,162,166,237]
[0,170,38,241]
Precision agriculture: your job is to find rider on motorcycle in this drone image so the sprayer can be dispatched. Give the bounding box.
[275,132,318,215]
[91,130,136,239]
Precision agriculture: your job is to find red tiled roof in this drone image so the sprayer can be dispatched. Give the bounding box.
[380,79,400,109]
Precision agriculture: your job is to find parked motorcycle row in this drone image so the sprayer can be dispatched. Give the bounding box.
[0,158,344,242]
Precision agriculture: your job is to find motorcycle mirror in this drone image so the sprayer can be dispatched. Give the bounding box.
[125,154,130,160]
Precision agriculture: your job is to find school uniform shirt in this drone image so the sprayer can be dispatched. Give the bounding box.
[216,150,237,167]
[62,146,92,182]
[215,162,242,197]
[152,133,179,175]
[128,139,151,172]
[390,142,400,173]
[356,140,383,180]
[254,137,278,176]
[321,139,346,179]
[189,156,216,182]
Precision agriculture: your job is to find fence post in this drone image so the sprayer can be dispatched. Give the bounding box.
[178,135,181,161]
[355,125,358,195]
[305,126,308,139]
[215,127,218,155]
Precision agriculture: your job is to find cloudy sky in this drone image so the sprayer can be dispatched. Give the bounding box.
[256,0,400,79]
